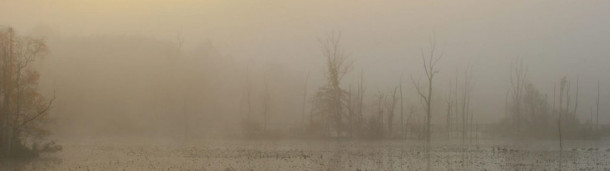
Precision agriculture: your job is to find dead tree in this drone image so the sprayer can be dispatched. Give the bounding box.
[262,79,271,133]
[240,63,258,137]
[175,33,189,140]
[400,79,405,139]
[454,71,459,138]
[245,64,252,121]
[386,87,398,137]
[445,81,453,139]
[596,81,600,130]
[347,86,354,137]
[573,78,579,116]
[460,66,473,168]
[558,76,567,170]
[460,65,473,161]
[350,70,365,138]
[509,59,527,132]
[301,71,310,128]
[358,71,365,136]
[590,107,594,131]
[505,90,510,125]
[375,92,386,138]
[411,40,442,171]
[405,104,418,139]
[552,84,556,118]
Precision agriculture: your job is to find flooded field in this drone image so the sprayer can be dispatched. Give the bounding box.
[3,138,610,170]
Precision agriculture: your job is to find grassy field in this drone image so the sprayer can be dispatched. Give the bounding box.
[2,138,610,170]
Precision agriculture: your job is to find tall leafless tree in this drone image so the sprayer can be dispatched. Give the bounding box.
[400,79,405,139]
[175,32,190,141]
[509,59,527,132]
[240,63,258,137]
[405,103,418,139]
[354,70,365,137]
[411,39,442,171]
[445,81,453,139]
[386,87,398,137]
[454,71,460,139]
[573,78,579,116]
[596,81,600,130]
[262,78,271,133]
[459,65,474,167]
[558,76,567,170]
[245,64,252,121]
[301,71,310,128]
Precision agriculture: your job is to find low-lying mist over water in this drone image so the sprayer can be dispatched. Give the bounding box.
[1,0,610,170]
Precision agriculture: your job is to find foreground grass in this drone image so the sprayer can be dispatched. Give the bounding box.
[2,138,609,170]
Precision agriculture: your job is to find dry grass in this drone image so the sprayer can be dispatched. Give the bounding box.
[2,138,609,170]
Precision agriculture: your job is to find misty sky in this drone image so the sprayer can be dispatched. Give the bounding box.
[2,0,610,134]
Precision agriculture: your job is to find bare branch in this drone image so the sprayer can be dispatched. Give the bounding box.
[410,75,428,104]
[16,93,56,130]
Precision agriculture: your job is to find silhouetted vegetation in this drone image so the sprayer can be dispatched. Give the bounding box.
[494,60,603,140]
[0,27,60,158]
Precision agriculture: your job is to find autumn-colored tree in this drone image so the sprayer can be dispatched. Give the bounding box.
[0,27,60,158]
[311,32,352,137]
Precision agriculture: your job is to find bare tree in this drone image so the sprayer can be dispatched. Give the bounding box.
[596,81,600,130]
[262,79,271,133]
[400,79,405,139]
[566,82,571,118]
[366,91,386,139]
[345,70,365,138]
[590,107,594,131]
[245,64,252,121]
[573,78,579,116]
[461,67,470,138]
[445,81,453,139]
[301,71,310,128]
[405,103,419,139]
[175,33,190,141]
[509,59,527,132]
[552,84,556,119]
[347,86,354,137]
[411,39,442,171]
[558,76,567,170]
[460,65,473,166]
[386,87,398,137]
[454,71,460,138]
[354,70,365,137]
[378,92,385,137]
[241,63,259,137]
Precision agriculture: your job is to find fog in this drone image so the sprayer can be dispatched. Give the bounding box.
[2,0,610,137]
[5,0,610,170]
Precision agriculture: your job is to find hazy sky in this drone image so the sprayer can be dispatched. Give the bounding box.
[2,0,610,128]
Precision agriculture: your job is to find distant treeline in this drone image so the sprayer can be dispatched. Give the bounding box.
[240,34,606,142]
